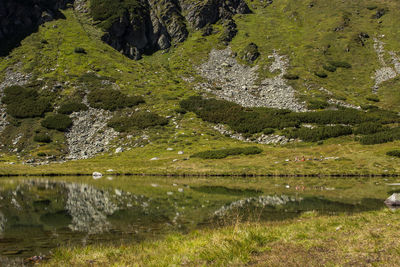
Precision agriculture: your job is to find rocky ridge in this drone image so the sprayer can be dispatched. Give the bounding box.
[197,47,306,112]
[96,0,250,59]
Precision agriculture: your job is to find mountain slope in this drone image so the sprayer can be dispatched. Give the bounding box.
[0,0,400,175]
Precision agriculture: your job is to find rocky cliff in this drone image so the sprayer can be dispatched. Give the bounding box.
[95,0,251,59]
[0,0,73,56]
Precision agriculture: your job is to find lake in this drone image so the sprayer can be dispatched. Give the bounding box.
[0,175,398,260]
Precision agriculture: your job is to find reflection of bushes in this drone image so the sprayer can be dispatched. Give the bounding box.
[108,112,168,132]
[41,114,73,131]
[87,89,144,111]
[191,147,263,159]
[58,101,88,114]
[2,86,52,118]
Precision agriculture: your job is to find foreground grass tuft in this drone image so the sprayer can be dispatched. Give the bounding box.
[44,209,400,266]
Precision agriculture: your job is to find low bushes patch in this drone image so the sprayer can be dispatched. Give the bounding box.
[191,147,263,159]
[359,127,400,145]
[2,85,52,118]
[87,89,145,111]
[284,126,353,142]
[41,114,73,131]
[58,101,88,114]
[34,133,52,143]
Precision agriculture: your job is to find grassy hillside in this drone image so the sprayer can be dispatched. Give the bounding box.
[1,0,400,175]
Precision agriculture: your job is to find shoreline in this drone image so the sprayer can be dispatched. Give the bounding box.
[1,172,399,178]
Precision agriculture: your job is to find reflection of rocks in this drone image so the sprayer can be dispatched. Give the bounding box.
[214,195,301,218]
[65,183,118,234]
[0,212,6,234]
[197,48,306,112]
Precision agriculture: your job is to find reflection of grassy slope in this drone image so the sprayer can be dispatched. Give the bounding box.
[1,1,400,174]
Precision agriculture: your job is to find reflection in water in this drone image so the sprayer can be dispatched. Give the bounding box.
[0,176,394,259]
[65,183,118,233]
[214,195,301,218]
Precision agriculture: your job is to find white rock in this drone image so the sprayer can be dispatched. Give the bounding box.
[115,189,122,196]
[115,147,124,153]
[150,157,159,161]
[178,151,184,155]
[106,169,114,172]
[92,172,102,179]
[178,188,184,193]
[167,148,174,151]
[151,184,159,187]
[167,192,173,196]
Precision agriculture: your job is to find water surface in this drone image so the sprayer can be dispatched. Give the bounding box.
[0,175,398,259]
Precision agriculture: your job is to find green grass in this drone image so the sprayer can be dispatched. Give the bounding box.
[44,209,400,266]
[1,1,400,174]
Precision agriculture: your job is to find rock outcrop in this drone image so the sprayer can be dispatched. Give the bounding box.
[0,0,73,56]
[95,0,250,59]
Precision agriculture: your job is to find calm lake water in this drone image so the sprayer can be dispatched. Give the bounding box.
[0,175,398,259]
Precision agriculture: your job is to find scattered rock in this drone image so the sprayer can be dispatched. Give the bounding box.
[197,47,306,111]
[115,147,124,153]
[150,157,159,161]
[385,193,400,206]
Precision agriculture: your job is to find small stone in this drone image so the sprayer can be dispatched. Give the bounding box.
[115,147,124,153]
[385,193,400,206]
[167,192,173,196]
[150,157,159,161]
[178,188,184,193]
[92,172,102,179]
[178,151,184,155]
[167,148,174,151]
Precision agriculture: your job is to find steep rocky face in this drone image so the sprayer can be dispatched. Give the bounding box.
[95,0,250,60]
[0,0,73,56]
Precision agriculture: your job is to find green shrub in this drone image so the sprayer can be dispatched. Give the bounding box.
[263,128,275,135]
[87,89,145,111]
[191,147,263,159]
[307,99,329,110]
[2,85,52,118]
[387,150,400,157]
[354,122,384,135]
[366,5,377,10]
[37,152,47,157]
[323,64,337,72]
[328,61,352,69]
[180,96,400,137]
[33,133,52,143]
[284,126,353,142]
[74,47,86,54]
[41,114,73,131]
[283,74,299,80]
[175,108,187,115]
[366,95,380,102]
[58,101,88,114]
[108,111,169,132]
[315,71,328,78]
[359,127,400,145]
